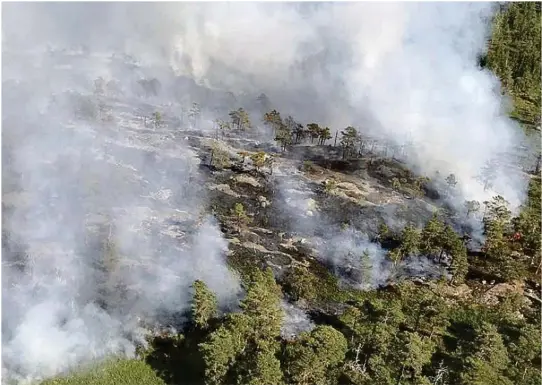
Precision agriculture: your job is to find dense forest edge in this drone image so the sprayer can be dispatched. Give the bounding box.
[484,2,541,130]
[38,3,541,385]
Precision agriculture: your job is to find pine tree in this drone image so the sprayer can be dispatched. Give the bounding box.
[283,266,317,302]
[399,224,421,259]
[230,108,251,130]
[458,322,513,385]
[200,268,284,385]
[241,340,284,385]
[306,123,321,144]
[318,127,332,145]
[200,313,252,385]
[420,214,445,258]
[283,326,348,385]
[210,141,230,170]
[240,268,283,340]
[191,280,218,330]
[263,110,283,134]
[275,125,292,152]
[390,331,435,384]
[340,126,359,159]
[231,203,252,230]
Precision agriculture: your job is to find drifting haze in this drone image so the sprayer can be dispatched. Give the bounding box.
[2,1,534,382]
[4,2,532,204]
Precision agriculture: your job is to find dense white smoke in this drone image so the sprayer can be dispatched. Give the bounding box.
[2,4,244,382]
[4,3,532,205]
[280,301,315,339]
[2,2,536,382]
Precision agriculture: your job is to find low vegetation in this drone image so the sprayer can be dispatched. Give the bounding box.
[41,359,166,385]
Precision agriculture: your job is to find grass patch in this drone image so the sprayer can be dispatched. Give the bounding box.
[41,359,165,385]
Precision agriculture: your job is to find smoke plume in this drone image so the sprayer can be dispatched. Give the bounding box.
[2,2,536,382]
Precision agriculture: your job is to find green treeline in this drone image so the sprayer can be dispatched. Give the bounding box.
[486,2,541,127]
[133,177,541,385]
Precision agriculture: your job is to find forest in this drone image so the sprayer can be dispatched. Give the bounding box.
[485,2,541,129]
[13,3,540,385]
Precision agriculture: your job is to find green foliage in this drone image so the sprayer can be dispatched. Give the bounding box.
[250,151,267,171]
[441,225,469,284]
[238,340,284,385]
[397,282,450,336]
[504,323,541,384]
[512,177,541,274]
[449,245,469,285]
[340,126,359,159]
[486,3,541,126]
[419,214,445,257]
[398,224,421,260]
[191,280,218,330]
[526,176,541,213]
[240,268,284,340]
[306,123,321,144]
[282,266,317,302]
[458,322,513,385]
[377,222,391,240]
[263,110,283,133]
[41,359,166,385]
[45,10,542,381]
[318,127,332,145]
[229,108,251,130]
[199,268,283,385]
[231,203,252,229]
[200,313,252,385]
[413,176,430,197]
[275,125,292,151]
[210,141,230,170]
[339,297,405,383]
[480,196,527,280]
[283,325,348,385]
[390,330,435,384]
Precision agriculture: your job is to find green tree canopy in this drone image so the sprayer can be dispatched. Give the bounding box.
[191,280,218,330]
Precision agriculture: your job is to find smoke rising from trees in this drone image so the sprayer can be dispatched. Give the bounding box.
[2,2,535,382]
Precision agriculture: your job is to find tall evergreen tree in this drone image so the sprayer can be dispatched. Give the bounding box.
[191,280,218,330]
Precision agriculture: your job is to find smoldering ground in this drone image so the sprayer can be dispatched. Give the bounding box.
[2,2,537,382]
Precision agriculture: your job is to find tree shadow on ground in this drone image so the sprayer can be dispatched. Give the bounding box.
[145,328,207,385]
